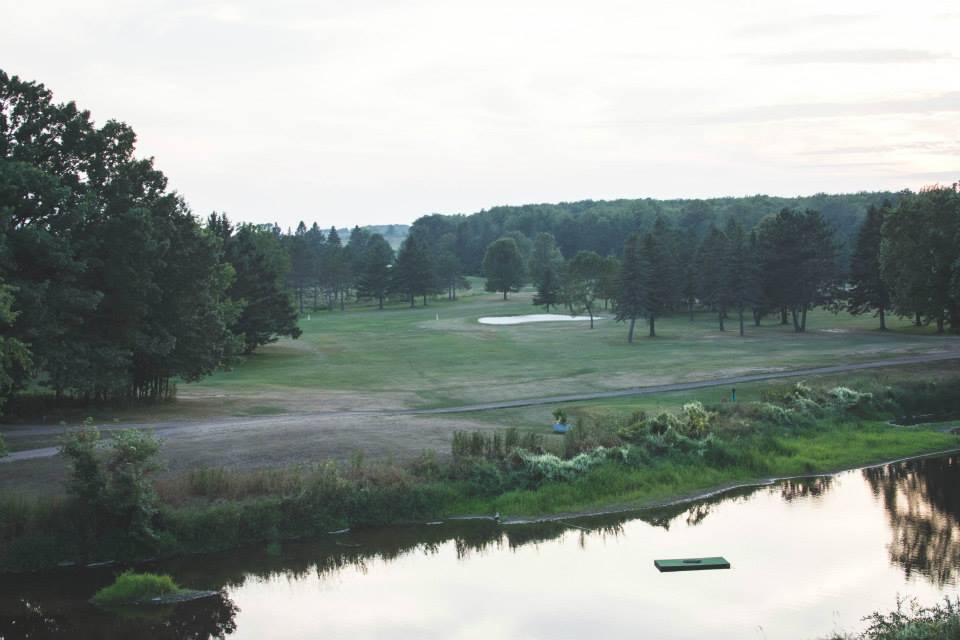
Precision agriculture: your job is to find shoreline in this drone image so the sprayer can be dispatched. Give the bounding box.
[448,446,960,526]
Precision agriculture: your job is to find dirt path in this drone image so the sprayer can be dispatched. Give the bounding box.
[2,352,958,467]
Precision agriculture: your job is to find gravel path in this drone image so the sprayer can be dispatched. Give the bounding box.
[2,351,958,465]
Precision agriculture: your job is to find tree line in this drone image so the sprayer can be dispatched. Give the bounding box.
[477,185,960,341]
[408,191,901,276]
[0,71,302,407]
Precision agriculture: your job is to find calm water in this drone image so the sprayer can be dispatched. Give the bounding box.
[2,455,958,639]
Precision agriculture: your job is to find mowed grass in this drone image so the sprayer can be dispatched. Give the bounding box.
[188,288,960,410]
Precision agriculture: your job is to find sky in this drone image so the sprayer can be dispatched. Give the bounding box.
[2,1,959,229]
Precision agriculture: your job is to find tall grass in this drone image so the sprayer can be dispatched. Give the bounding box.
[91,571,182,606]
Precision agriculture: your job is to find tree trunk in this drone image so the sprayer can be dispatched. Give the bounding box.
[739,309,745,336]
[588,308,594,329]
[791,308,801,333]
[915,312,921,327]
[937,315,945,334]
[649,315,656,337]
[503,290,508,300]
[718,309,725,332]
[801,307,807,332]
[423,294,427,306]
[689,302,694,321]
[628,317,636,343]
[378,295,384,310]
[879,305,886,331]
[410,293,415,308]
[780,306,788,325]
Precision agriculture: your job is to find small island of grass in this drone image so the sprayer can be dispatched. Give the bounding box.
[92,571,186,607]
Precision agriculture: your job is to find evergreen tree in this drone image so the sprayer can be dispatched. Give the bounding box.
[847,204,891,330]
[696,225,731,330]
[640,217,679,337]
[756,209,838,332]
[393,234,433,307]
[532,267,562,312]
[613,233,648,343]
[724,219,761,336]
[358,234,394,309]
[482,237,525,300]
[222,223,302,354]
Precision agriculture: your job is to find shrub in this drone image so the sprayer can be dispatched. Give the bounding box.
[823,597,960,640]
[647,411,681,435]
[680,402,713,437]
[91,570,182,606]
[0,433,7,457]
[828,386,874,413]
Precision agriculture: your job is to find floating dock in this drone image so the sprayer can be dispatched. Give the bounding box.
[654,557,730,572]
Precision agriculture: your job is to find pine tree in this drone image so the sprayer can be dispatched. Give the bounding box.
[847,204,891,330]
[532,267,562,312]
[613,233,648,343]
[724,219,760,336]
[641,217,679,337]
[357,234,394,309]
[393,235,433,307]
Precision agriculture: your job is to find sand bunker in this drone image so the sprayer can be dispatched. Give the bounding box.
[478,314,605,325]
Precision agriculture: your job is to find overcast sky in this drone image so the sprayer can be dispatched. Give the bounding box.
[3,1,959,229]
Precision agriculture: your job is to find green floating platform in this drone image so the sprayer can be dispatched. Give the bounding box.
[654,557,730,572]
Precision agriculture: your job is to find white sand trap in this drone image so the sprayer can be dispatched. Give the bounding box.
[478,314,605,325]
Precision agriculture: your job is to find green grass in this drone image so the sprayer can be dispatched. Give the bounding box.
[91,571,183,606]
[187,290,960,411]
[447,422,958,517]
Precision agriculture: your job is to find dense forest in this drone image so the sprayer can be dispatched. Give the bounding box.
[0,71,302,407]
[408,192,901,275]
[2,68,958,413]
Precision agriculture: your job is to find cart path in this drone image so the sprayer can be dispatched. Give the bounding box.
[2,351,959,464]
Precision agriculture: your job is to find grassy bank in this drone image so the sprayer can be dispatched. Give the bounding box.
[1,375,958,572]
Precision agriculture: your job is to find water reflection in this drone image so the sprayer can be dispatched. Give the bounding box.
[864,455,960,586]
[0,591,238,640]
[1,456,957,639]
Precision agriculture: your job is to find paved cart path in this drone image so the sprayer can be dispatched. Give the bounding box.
[2,351,959,464]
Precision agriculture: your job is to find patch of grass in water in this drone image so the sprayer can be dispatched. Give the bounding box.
[92,571,183,606]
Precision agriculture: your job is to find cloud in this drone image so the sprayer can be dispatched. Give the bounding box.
[798,141,960,156]
[738,49,954,65]
[732,13,877,38]
[686,92,960,125]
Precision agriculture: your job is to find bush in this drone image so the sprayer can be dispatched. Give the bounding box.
[680,402,713,437]
[823,597,960,640]
[828,386,874,413]
[91,570,182,606]
[0,433,7,457]
[647,411,681,435]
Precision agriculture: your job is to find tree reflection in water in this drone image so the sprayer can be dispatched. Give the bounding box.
[0,590,238,640]
[864,456,960,586]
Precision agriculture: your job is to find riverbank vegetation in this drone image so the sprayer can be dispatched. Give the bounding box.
[824,597,960,640]
[1,375,957,572]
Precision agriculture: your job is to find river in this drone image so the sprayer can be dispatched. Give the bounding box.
[1,454,958,639]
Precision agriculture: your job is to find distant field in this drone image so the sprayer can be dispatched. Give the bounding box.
[179,287,960,415]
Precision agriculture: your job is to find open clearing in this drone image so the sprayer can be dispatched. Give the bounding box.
[478,313,606,325]
[2,288,959,493]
